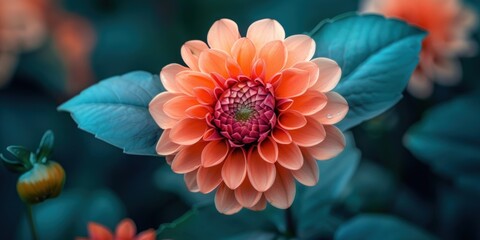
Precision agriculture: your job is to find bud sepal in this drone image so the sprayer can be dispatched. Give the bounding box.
[0,130,66,204]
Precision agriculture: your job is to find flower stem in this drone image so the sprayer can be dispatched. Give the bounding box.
[285,207,296,238]
[26,204,39,240]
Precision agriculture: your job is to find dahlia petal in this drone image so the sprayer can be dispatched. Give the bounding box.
[193,87,216,105]
[275,68,310,98]
[184,169,200,192]
[248,148,276,192]
[276,98,293,112]
[290,90,328,116]
[271,126,293,144]
[277,143,303,170]
[222,148,247,189]
[447,39,477,57]
[163,95,199,119]
[231,38,256,76]
[207,18,240,53]
[292,61,320,88]
[247,195,267,211]
[258,137,278,163]
[259,40,287,82]
[115,219,136,239]
[284,35,316,67]
[269,72,283,85]
[197,164,223,194]
[226,58,243,78]
[306,125,345,160]
[203,128,224,141]
[170,118,207,145]
[215,183,243,215]
[166,155,175,165]
[433,58,461,85]
[136,229,157,240]
[171,142,206,174]
[264,165,295,209]
[278,111,307,130]
[181,40,209,71]
[246,19,285,50]
[176,71,216,96]
[407,72,433,99]
[149,92,178,129]
[311,58,342,92]
[160,63,188,93]
[292,151,319,186]
[185,105,212,119]
[234,179,262,208]
[201,140,229,167]
[249,60,265,81]
[87,223,113,240]
[459,7,478,30]
[156,129,181,155]
[311,92,348,125]
[289,117,326,147]
[198,49,230,78]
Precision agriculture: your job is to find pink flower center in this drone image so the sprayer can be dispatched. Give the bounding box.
[212,80,276,147]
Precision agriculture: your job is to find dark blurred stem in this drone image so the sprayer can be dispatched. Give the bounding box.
[285,207,296,237]
[26,204,39,240]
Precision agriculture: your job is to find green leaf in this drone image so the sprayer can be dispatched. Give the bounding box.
[0,154,28,173]
[294,132,361,239]
[6,146,32,166]
[311,13,426,131]
[404,93,480,194]
[157,204,284,240]
[58,71,165,156]
[36,130,54,163]
[335,214,437,240]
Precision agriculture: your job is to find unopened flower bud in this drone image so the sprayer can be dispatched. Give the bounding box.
[16,161,65,204]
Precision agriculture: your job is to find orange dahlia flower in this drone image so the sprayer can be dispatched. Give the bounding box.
[361,0,478,98]
[76,218,156,240]
[149,19,349,214]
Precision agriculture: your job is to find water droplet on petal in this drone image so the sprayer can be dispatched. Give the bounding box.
[326,114,333,119]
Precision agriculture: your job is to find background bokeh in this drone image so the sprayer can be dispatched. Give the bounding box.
[1,0,479,239]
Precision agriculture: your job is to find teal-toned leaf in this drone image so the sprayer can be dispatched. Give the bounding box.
[58,71,164,156]
[6,146,32,166]
[0,154,28,173]
[311,14,426,131]
[404,93,480,193]
[294,132,361,239]
[335,214,437,240]
[17,189,125,240]
[342,161,397,213]
[157,204,284,240]
[226,232,278,240]
[36,130,54,163]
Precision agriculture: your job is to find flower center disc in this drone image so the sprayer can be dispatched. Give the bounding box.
[213,80,276,147]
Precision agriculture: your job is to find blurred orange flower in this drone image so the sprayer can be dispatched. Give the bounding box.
[76,218,156,240]
[0,0,95,95]
[149,19,348,214]
[362,0,478,98]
